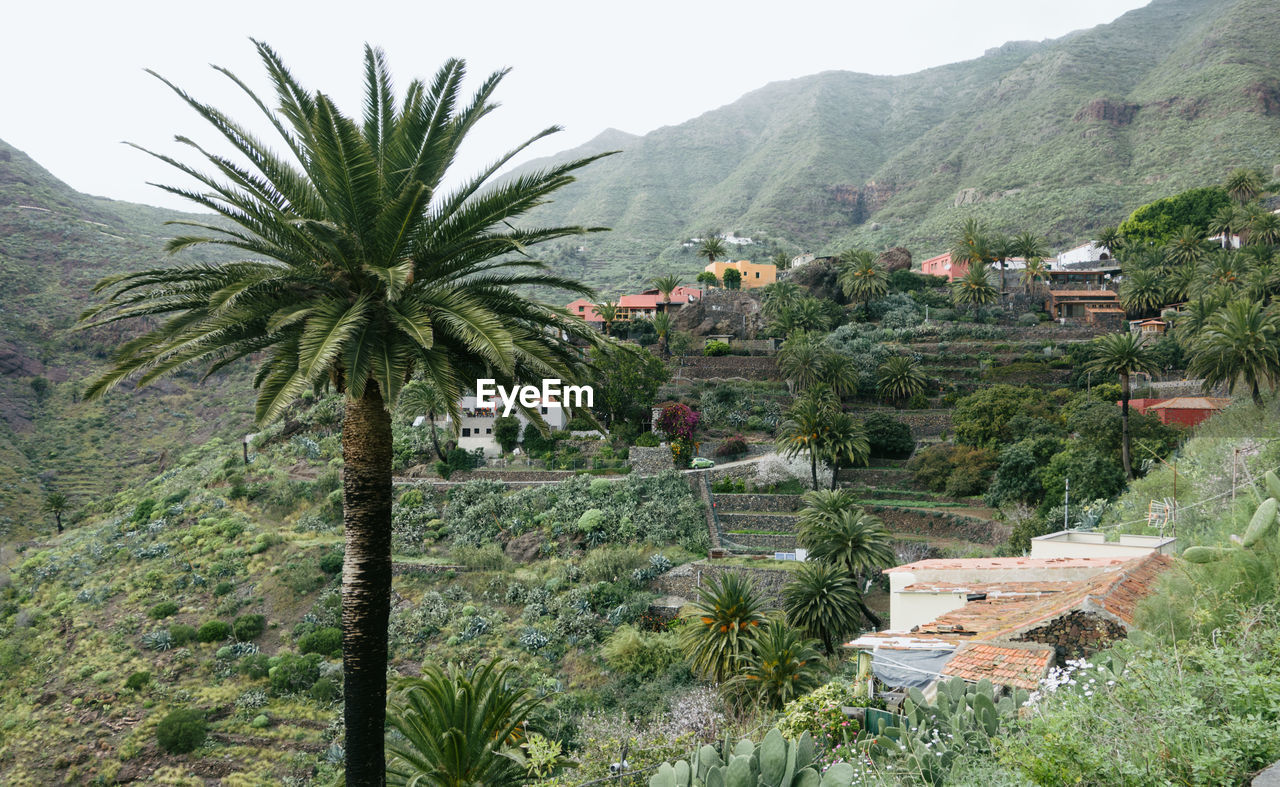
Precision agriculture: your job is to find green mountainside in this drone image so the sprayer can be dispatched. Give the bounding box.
[512,0,1280,289]
[0,139,253,532]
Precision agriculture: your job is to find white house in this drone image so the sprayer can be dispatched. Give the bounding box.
[1055,241,1113,268]
[414,394,569,458]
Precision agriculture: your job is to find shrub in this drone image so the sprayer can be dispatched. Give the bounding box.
[251,714,270,729]
[449,542,510,571]
[212,580,234,597]
[169,624,197,646]
[297,627,342,657]
[148,600,179,620]
[239,653,271,679]
[863,413,914,459]
[634,431,660,447]
[309,676,341,703]
[319,549,343,575]
[581,546,648,583]
[232,614,267,642]
[125,671,151,691]
[195,620,231,643]
[715,435,749,458]
[269,652,324,695]
[703,340,731,356]
[156,708,206,754]
[601,626,682,677]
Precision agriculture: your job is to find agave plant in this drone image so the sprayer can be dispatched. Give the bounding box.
[680,572,768,683]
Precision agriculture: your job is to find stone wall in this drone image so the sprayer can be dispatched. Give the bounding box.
[890,410,954,439]
[712,494,804,512]
[708,461,763,484]
[401,467,575,483]
[629,445,673,475]
[837,467,914,486]
[724,532,798,551]
[863,505,1009,545]
[674,355,780,380]
[717,513,799,532]
[1014,610,1128,667]
[652,561,795,608]
[391,563,466,576]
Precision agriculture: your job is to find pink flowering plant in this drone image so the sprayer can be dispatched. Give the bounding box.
[657,403,700,469]
[775,679,874,768]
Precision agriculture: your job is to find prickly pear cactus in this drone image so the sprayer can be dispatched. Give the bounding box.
[1184,478,1280,562]
[652,730,822,787]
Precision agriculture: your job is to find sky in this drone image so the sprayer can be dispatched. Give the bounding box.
[2,0,1153,211]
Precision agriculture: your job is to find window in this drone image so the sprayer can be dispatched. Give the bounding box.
[462,428,471,437]
[486,428,492,434]
[755,272,760,278]
[541,406,548,414]
[578,305,584,312]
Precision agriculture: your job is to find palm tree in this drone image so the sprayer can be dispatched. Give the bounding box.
[1207,204,1244,249]
[1247,211,1280,248]
[1085,332,1160,478]
[594,301,620,336]
[950,265,998,314]
[1225,167,1265,205]
[78,44,606,783]
[775,298,831,334]
[760,281,803,319]
[399,380,453,461]
[651,274,682,306]
[1011,231,1048,286]
[988,232,1014,297]
[819,412,870,491]
[385,660,543,787]
[1193,253,1249,300]
[1163,225,1212,269]
[43,491,68,534]
[797,488,861,524]
[797,507,895,628]
[680,572,767,683]
[1096,226,1126,261]
[699,235,727,264]
[772,250,791,270]
[837,250,888,305]
[950,218,992,277]
[815,351,857,399]
[1119,268,1167,316]
[1188,300,1280,407]
[876,356,927,405]
[777,332,826,393]
[1019,258,1049,296]
[784,562,867,655]
[776,395,831,490]
[652,311,672,358]
[726,619,824,710]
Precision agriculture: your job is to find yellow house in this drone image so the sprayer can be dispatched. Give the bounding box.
[704,259,776,289]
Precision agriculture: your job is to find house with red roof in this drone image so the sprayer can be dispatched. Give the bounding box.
[1128,396,1232,428]
[566,286,702,328]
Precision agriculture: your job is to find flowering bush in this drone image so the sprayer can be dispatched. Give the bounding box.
[656,403,699,441]
[776,679,874,766]
[755,452,831,489]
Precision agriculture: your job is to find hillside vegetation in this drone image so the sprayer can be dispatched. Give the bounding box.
[510,0,1280,289]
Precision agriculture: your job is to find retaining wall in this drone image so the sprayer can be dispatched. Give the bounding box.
[718,513,799,532]
[652,561,795,608]
[675,355,780,380]
[712,494,804,512]
[864,505,1009,545]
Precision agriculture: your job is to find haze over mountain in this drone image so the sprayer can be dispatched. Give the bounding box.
[513,0,1280,288]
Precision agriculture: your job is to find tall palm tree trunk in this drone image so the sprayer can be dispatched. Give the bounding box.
[855,596,881,630]
[1120,372,1133,479]
[810,450,819,491]
[427,413,446,462]
[341,386,394,786]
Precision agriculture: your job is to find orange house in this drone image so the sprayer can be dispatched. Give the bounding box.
[920,252,967,281]
[703,260,776,289]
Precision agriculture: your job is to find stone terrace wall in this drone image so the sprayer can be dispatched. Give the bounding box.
[1015,610,1127,667]
[717,513,798,532]
[713,494,804,512]
[864,504,1009,545]
[653,561,794,608]
[629,446,673,475]
[675,355,780,380]
[726,533,798,551]
[401,468,575,483]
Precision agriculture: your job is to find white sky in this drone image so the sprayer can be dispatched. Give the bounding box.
[2,0,1151,210]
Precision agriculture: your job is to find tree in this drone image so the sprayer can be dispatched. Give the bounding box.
[589,343,668,427]
[1248,210,1280,248]
[760,281,803,320]
[772,250,791,270]
[726,619,825,710]
[680,572,767,683]
[78,44,606,783]
[1011,232,1048,287]
[722,267,742,290]
[776,395,831,490]
[385,661,543,787]
[876,356,927,405]
[819,412,869,491]
[699,235,726,264]
[783,562,865,655]
[1224,167,1265,205]
[949,218,992,278]
[1207,204,1244,249]
[1187,300,1280,407]
[864,412,915,459]
[399,380,451,461]
[594,302,620,336]
[773,298,831,335]
[777,332,826,393]
[989,232,1014,296]
[43,491,68,534]
[1119,268,1167,316]
[651,274,682,305]
[696,271,718,287]
[1118,186,1231,247]
[1019,257,1049,296]
[492,416,521,453]
[950,264,998,313]
[1162,225,1212,269]
[797,504,894,628]
[652,311,672,358]
[952,385,1055,448]
[837,249,888,304]
[1096,226,1126,260]
[1085,332,1160,478]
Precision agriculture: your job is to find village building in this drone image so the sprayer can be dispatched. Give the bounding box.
[415,394,570,458]
[1128,396,1232,428]
[703,259,777,289]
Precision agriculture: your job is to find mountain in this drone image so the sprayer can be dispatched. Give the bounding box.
[0,139,253,532]
[510,0,1280,289]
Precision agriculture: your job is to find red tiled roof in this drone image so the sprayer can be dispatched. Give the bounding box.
[618,293,661,309]
[885,556,1131,574]
[1047,290,1118,298]
[566,298,602,322]
[941,642,1055,690]
[1146,397,1232,411]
